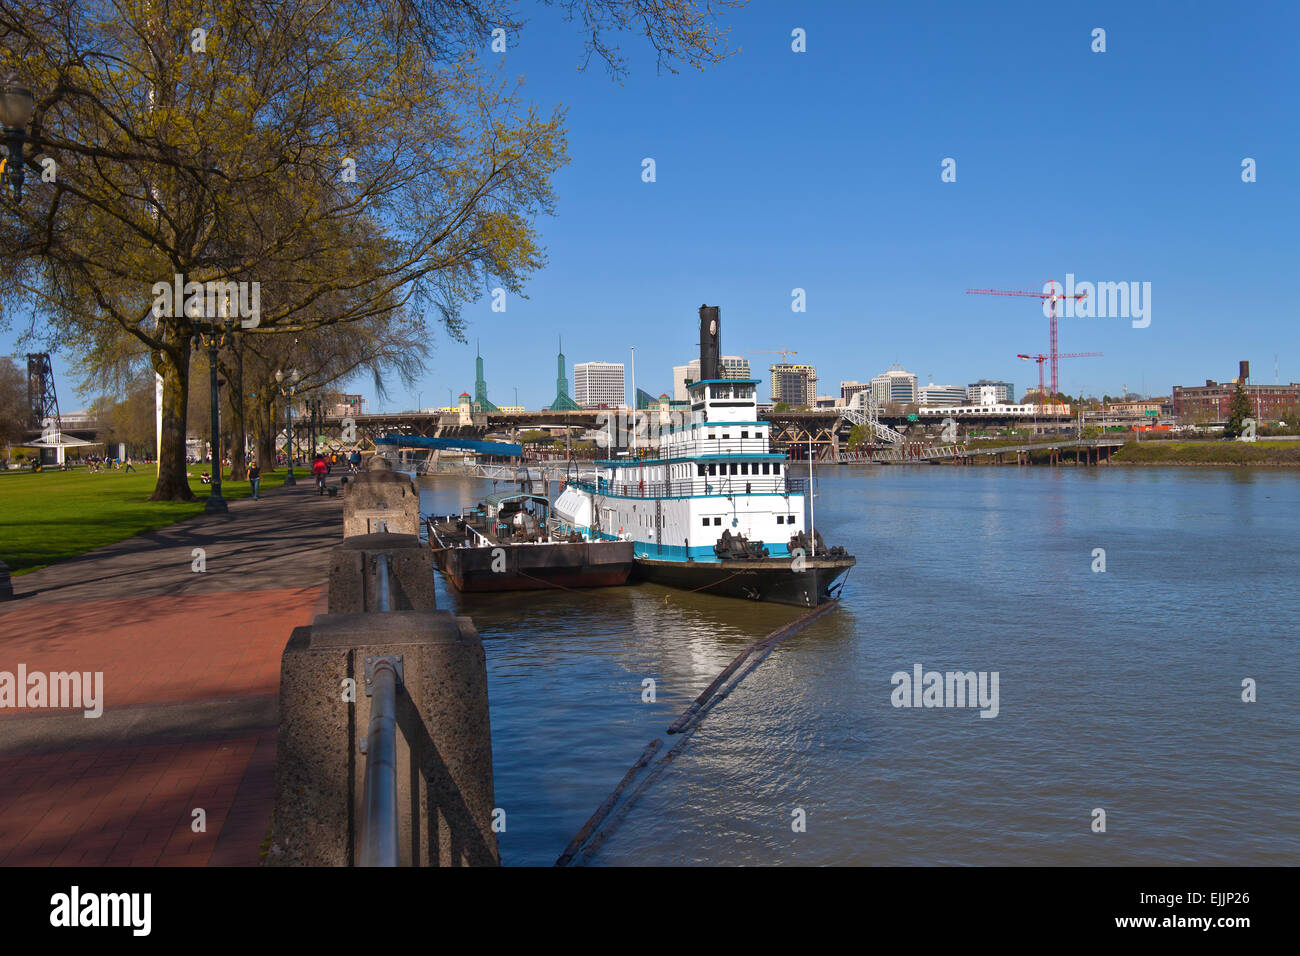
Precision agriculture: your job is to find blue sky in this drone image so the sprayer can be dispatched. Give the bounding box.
[7,0,1297,410]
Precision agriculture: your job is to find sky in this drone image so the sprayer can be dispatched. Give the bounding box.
[6,0,1298,411]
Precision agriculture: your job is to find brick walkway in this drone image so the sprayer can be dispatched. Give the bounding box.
[0,482,342,866]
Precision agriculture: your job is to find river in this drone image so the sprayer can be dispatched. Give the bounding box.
[418,465,1300,865]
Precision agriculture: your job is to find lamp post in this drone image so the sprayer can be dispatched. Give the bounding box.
[0,74,36,204]
[276,369,301,485]
[192,316,234,514]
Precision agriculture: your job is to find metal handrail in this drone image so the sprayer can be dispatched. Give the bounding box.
[361,516,399,866]
[360,657,399,867]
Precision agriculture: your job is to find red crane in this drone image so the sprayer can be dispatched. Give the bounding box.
[967,284,1089,400]
[1017,352,1102,405]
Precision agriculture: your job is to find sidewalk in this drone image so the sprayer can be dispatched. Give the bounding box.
[0,481,343,866]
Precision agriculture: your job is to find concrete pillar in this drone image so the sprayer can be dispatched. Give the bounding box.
[343,456,420,537]
[328,533,437,613]
[270,609,498,867]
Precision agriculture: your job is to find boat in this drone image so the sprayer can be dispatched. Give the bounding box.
[552,304,855,606]
[426,486,634,592]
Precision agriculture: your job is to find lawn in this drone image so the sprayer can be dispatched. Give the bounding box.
[0,464,291,575]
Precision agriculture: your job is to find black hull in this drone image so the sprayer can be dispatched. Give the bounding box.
[633,556,855,607]
[432,540,634,593]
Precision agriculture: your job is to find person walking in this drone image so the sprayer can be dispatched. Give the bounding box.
[312,453,328,495]
[249,460,261,500]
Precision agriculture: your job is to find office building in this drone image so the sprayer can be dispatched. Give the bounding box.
[918,383,967,406]
[871,365,918,407]
[574,361,626,408]
[770,363,818,407]
[840,381,871,405]
[967,380,1015,404]
[1172,379,1300,420]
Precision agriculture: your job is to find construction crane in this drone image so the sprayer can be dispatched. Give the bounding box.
[967,284,1089,400]
[1017,352,1102,404]
[746,349,799,364]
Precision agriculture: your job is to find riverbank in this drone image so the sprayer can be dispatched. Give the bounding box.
[0,465,293,575]
[1109,440,1300,466]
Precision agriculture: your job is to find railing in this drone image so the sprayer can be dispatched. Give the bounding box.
[361,520,400,867]
[658,437,775,458]
[573,476,806,498]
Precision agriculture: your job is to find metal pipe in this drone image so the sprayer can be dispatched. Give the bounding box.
[360,659,399,867]
[376,552,391,613]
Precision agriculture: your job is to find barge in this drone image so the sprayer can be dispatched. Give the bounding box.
[427,490,634,593]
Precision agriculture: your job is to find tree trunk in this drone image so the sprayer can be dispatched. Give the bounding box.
[225,346,248,481]
[259,396,277,468]
[149,328,195,501]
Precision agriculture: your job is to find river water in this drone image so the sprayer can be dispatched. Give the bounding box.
[418,466,1299,866]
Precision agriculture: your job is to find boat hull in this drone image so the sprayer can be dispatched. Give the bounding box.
[633,555,855,607]
[432,539,635,593]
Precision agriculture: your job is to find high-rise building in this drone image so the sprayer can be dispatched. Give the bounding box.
[840,380,871,405]
[966,379,1015,404]
[574,361,626,408]
[769,363,818,407]
[870,365,918,406]
[673,355,751,401]
[918,383,966,406]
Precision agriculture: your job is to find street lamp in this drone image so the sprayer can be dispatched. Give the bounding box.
[275,368,301,485]
[0,74,36,204]
[191,316,236,514]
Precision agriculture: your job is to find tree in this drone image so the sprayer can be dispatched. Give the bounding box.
[773,401,791,413]
[1,0,741,499]
[1223,381,1253,438]
[0,357,27,460]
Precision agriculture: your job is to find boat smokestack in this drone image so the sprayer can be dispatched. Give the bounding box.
[699,305,721,381]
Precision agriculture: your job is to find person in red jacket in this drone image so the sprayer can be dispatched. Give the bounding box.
[312,453,328,495]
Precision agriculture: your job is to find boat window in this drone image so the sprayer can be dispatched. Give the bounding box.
[702,517,709,527]
[762,463,770,474]
[697,464,706,476]
[721,433,729,439]
[709,464,717,475]
[777,515,784,524]
[774,463,781,474]
[729,463,738,475]
[741,463,749,475]
[714,517,722,526]
[741,430,748,439]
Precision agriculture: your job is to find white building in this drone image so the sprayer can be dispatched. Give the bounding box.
[672,356,751,401]
[870,365,918,407]
[918,383,966,406]
[574,361,627,408]
[966,379,1015,404]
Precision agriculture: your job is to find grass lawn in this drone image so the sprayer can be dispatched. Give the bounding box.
[0,464,292,575]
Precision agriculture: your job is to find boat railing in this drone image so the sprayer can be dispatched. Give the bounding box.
[572,475,806,499]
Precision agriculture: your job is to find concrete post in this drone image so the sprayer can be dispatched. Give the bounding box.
[328,533,437,613]
[270,609,498,867]
[342,456,420,537]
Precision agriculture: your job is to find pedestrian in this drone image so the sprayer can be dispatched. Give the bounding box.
[249,460,261,499]
[123,457,136,473]
[312,453,328,495]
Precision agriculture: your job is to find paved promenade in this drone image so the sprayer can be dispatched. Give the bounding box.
[0,480,343,866]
